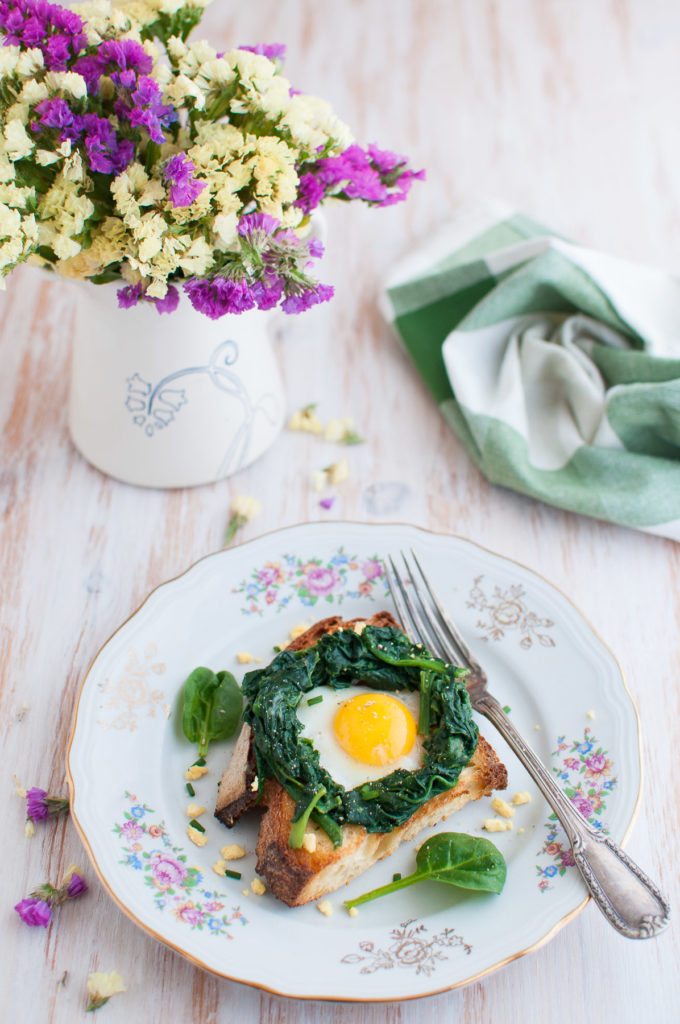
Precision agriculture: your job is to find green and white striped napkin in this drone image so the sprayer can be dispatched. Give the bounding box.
[381,201,680,540]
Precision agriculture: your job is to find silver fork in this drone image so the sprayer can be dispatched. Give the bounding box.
[384,550,670,940]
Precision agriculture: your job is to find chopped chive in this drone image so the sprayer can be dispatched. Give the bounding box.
[194,756,206,767]
[502,705,511,715]
[307,695,323,707]
[186,783,195,797]
[189,819,205,832]
[392,873,402,882]
[225,869,242,880]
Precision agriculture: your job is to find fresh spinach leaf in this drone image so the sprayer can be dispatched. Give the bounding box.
[181,666,242,758]
[344,832,507,908]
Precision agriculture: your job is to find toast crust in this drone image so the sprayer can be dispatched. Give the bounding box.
[255,734,507,906]
[215,611,508,906]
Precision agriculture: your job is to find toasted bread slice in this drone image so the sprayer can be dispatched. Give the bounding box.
[256,734,506,906]
[216,612,508,905]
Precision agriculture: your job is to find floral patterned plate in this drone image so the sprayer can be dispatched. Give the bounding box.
[66,522,641,1001]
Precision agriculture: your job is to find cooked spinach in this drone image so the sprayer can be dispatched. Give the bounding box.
[344,832,507,908]
[241,625,478,846]
[181,666,243,758]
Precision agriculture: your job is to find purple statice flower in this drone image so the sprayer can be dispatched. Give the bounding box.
[295,172,326,215]
[315,144,386,202]
[72,53,101,92]
[307,237,324,259]
[117,283,143,309]
[98,38,152,76]
[319,497,335,510]
[251,276,284,310]
[240,43,286,61]
[366,143,403,175]
[154,285,179,314]
[164,153,205,207]
[14,896,52,927]
[281,282,333,314]
[80,113,134,174]
[365,144,425,206]
[184,277,257,319]
[33,96,78,136]
[118,284,180,315]
[237,212,280,237]
[66,873,88,899]
[0,0,87,70]
[26,787,49,822]
[126,76,177,145]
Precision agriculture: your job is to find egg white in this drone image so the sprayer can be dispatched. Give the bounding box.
[297,684,423,790]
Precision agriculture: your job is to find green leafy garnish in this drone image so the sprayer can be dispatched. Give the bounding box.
[241,626,478,848]
[344,833,507,909]
[181,667,243,758]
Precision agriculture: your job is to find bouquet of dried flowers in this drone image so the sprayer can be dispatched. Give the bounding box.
[0,0,423,317]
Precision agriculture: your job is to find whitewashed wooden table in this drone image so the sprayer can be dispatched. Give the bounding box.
[1,1,678,1021]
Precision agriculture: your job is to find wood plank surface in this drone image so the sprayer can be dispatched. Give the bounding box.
[1,1,678,1022]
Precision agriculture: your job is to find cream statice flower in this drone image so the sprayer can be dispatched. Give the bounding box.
[0,0,422,316]
[86,970,126,1012]
[225,494,261,544]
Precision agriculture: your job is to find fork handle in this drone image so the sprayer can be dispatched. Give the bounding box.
[476,694,670,939]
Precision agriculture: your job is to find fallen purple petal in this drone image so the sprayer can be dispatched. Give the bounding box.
[14,897,52,927]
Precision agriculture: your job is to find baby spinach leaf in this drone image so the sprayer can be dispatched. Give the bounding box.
[181,666,242,758]
[344,832,507,908]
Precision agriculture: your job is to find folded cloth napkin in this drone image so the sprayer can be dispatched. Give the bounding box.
[381,201,680,540]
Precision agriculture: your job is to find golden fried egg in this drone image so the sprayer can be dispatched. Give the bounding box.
[297,685,423,789]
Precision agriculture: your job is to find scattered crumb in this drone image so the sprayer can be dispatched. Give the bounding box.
[185,764,209,781]
[221,844,246,861]
[237,652,254,664]
[491,796,515,818]
[534,724,541,731]
[255,656,262,664]
[586,709,596,720]
[250,778,259,792]
[302,833,317,853]
[290,624,309,640]
[289,406,323,435]
[187,825,208,847]
[186,803,206,817]
[348,906,359,918]
[483,818,513,833]
[164,704,172,719]
[518,828,525,835]
[513,791,531,806]
[241,889,250,897]
[213,859,227,876]
[353,621,367,635]
[326,457,349,486]
[311,469,327,492]
[250,878,266,896]
[317,899,333,917]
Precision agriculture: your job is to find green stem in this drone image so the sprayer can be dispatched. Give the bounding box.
[344,871,421,909]
[288,787,326,848]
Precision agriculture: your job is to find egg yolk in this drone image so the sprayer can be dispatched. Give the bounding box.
[333,693,417,766]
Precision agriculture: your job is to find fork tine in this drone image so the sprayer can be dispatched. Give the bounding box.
[382,556,419,638]
[393,554,449,661]
[410,548,485,679]
[399,551,465,666]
